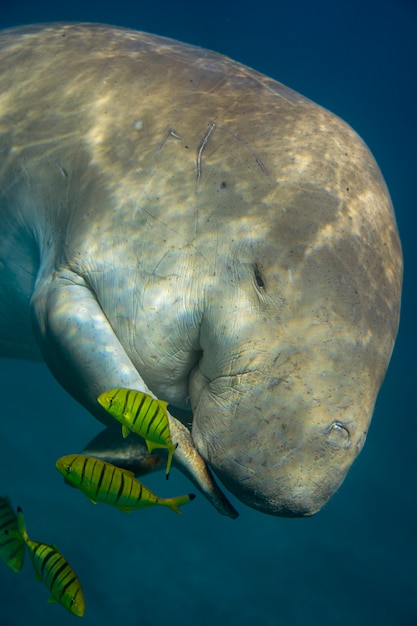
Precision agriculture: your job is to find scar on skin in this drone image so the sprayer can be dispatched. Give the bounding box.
[152,120,268,193]
[153,128,183,166]
[53,158,68,178]
[222,127,268,177]
[195,121,268,193]
[196,121,216,191]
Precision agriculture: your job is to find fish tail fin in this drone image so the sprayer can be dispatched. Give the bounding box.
[164,443,178,480]
[163,493,196,515]
[145,441,177,480]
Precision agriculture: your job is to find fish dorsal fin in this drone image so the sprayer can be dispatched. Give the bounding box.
[157,399,169,412]
[120,468,135,478]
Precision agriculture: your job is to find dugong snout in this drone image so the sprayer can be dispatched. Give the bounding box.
[194,414,365,517]
[191,365,370,517]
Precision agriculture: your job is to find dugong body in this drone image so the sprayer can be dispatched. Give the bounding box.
[0,24,402,516]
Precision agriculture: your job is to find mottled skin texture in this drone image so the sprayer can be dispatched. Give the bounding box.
[0,23,402,516]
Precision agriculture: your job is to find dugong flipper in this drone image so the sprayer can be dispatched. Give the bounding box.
[0,23,402,517]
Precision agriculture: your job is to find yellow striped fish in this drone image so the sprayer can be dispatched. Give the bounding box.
[56,454,195,515]
[97,388,177,478]
[12,508,85,617]
[0,496,25,573]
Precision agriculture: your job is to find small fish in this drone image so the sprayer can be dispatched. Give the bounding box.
[56,454,195,515]
[10,508,85,617]
[97,388,177,478]
[0,496,25,572]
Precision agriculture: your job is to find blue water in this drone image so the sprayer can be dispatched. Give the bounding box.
[0,1,415,624]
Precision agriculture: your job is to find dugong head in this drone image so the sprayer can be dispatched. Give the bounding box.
[187,113,402,517]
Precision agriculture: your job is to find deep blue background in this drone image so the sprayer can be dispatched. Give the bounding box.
[0,1,415,625]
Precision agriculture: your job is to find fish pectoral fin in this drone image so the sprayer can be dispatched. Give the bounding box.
[122,426,131,439]
[47,596,57,604]
[34,572,43,582]
[117,507,132,513]
[88,497,97,505]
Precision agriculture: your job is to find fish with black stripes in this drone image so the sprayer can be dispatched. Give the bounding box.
[56,453,195,515]
[8,507,85,617]
[97,388,177,478]
[0,496,25,572]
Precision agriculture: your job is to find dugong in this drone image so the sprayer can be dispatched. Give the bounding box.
[0,23,402,517]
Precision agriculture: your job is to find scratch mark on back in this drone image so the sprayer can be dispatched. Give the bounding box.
[195,121,216,193]
[153,128,183,166]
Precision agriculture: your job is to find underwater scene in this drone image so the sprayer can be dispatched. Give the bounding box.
[0,0,415,624]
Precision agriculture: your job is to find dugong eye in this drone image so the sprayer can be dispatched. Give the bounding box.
[253,263,266,291]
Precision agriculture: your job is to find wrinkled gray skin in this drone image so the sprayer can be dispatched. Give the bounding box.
[0,24,402,517]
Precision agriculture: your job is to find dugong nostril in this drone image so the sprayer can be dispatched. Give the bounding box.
[325,421,351,448]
